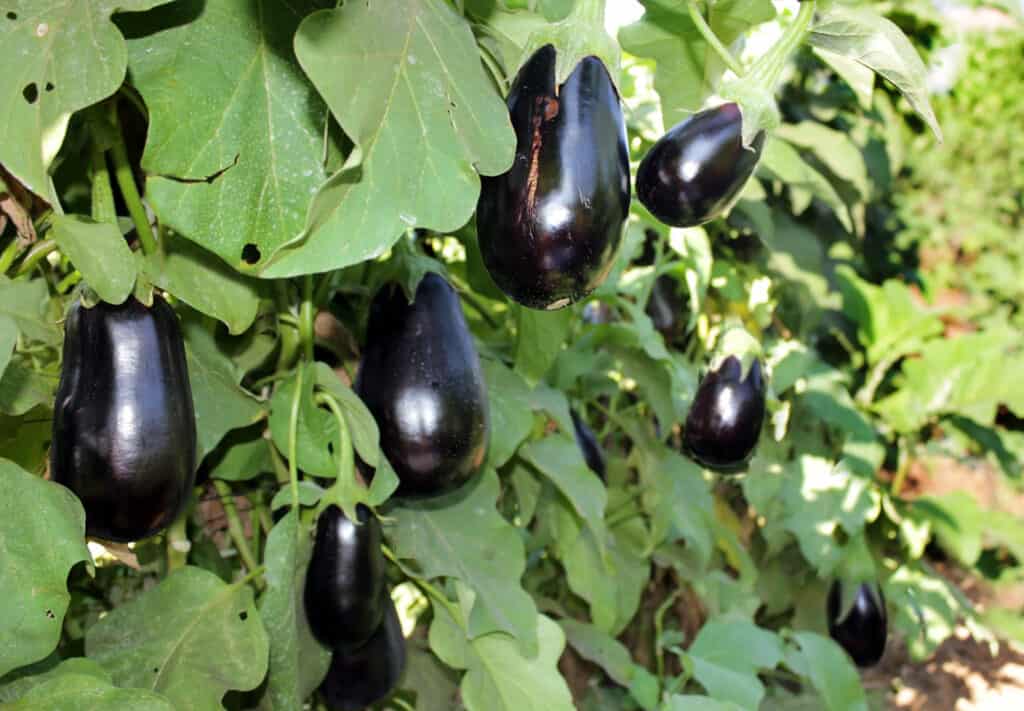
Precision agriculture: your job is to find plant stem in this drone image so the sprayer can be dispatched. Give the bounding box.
[382,544,462,622]
[90,138,117,225]
[56,271,81,294]
[687,0,745,77]
[166,510,190,572]
[15,239,57,276]
[108,99,158,255]
[300,275,316,362]
[232,564,267,589]
[315,391,355,491]
[213,479,263,584]
[569,0,606,28]
[0,238,23,274]
[747,0,815,90]
[449,274,500,329]
[654,589,681,687]
[287,364,305,512]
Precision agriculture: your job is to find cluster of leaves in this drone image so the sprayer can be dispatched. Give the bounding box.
[1,1,1022,710]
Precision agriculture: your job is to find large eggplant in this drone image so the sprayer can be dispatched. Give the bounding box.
[319,596,407,711]
[304,505,386,651]
[355,273,489,497]
[51,295,197,542]
[477,45,631,310]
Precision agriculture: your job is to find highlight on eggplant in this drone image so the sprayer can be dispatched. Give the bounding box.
[355,273,489,497]
[476,44,631,310]
[683,355,766,472]
[51,295,197,542]
[636,102,764,228]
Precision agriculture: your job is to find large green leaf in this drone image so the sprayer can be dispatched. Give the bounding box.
[685,620,785,710]
[481,358,534,469]
[0,362,56,417]
[262,0,515,277]
[257,511,331,710]
[387,469,538,647]
[123,0,333,273]
[787,632,868,711]
[0,315,15,381]
[86,566,270,710]
[0,460,90,678]
[5,671,175,710]
[0,0,169,201]
[0,277,59,344]
[808,6,941,140]
[50,215,135,305]
[515,307,573,385]
[619,1,775,125]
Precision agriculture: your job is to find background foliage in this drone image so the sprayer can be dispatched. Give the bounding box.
[1,0,1022,709]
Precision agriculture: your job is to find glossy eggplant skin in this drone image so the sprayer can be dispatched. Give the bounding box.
[320,596,406,711]
[570,410,606,481]
[683,356,765,472]
[637,103,765,228]
[51,295,196,542]
[645,275,682,336]
[304,505,386,651]
[477,45,631,310]
[355,273,489,497]
[827,581,887,668]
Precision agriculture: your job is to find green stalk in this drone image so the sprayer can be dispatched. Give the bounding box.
[108,100,158,255]
[166,510,190,572]
[287,364,305,512]
[654,590,681,687]
[747,1,816,91]
[315,391,355,489]
[15,239,57,276]
[90,138,117,225]
[382,544,462,622]
[687,0,745,77]
[213,479,263,582]
[0,238,23,274]
[300,275,316,362]
[568,0,606,27]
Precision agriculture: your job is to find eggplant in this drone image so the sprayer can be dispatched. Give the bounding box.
[645,275,682,336]
[304,505,386,651]
[319,596,406,711]
[51,295,197,542]
[683,355,765,472]
[570,409,606,481]
[637,103,764,227]
[355,273,489,497]
[476,45,631,310]
[827,581,887,668]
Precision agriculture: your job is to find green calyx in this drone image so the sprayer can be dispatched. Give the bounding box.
[519,0,620,92]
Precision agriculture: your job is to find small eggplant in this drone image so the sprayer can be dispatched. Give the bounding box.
[570,409,606,481]
[636,103,764,228]
[319,596,407,711]
[51,295,196,542]
[827,581,887,668]
[355,273,489,497]
[304,505,386,651]
[683,355,765,472]
[645,275,682,337]
[477,45,631,310]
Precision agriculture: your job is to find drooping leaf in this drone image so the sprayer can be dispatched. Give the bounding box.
[268,364,338,479]
[787,632,869,711]
[387,469,537,647]
[50,215,135,304]
[481,358,534,469]
[515,307,573,386]
[123,0,334,273]
[0,459,90,678]
[86,566,270,710]
[257,511,332,710]
[0,0,170,201]
[684,620,785,710]
[262,0,515,277]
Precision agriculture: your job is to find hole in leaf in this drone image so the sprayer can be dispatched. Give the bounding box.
[239,611,249,621]
[153,667,159,673]
[5,12,16,20]
[241,243,260,265]
[22,83,38,104]
[45,609,54,619]
[45,82,54,92]
[327,441,335,454]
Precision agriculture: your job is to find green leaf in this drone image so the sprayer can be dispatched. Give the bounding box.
[184,319,265,461]
[482,358,534,469]
[685,620,785,710]
[50,215,135,305]
[515,307,573,386]
[6,671,175,711]
[0,459,90,678]
[0,315,16,381]
[759,138,852,232]
[619,1,776,125]
[123,0,334,273]
[0,277,59,344]
[813,47,875,109]
[268,364,337,478]
[270,480,324,512]
[387,469,538,647]
[519,436,608,548]
[665,697,745,711]
[808,6,942,141]
[257,511,332,710]
[559,619,633,686]
[0,657,107,704]
[144,232,261,336]
[429,598,574,711]
[86,566,270,710]
[313,362,381,468]
[788,632,869,711]
[206,425,274,482]
[0,0,169,201]
[773,123,870,199]
[0,362,56,417]
[0,406,52,473]
[263,0,515,277]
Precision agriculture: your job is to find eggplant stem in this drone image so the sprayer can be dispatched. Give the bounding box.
[687,0,745,78]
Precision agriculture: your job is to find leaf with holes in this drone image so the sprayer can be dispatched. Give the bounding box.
[0,459,90,678]
[85,566,269,711]
[261,0,514,277]
[121,0,335,273]
[0,0,170,201]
